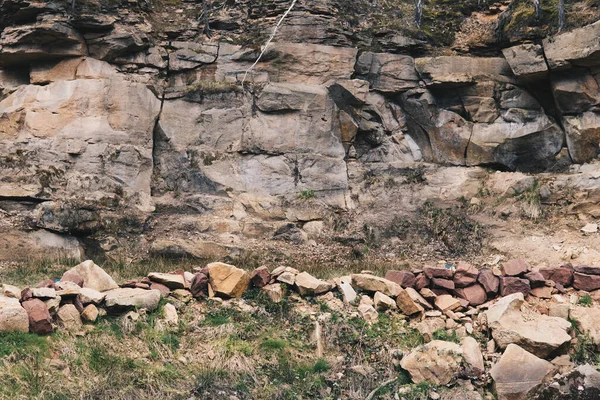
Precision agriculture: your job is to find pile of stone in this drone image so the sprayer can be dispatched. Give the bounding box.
[2,258,600,399]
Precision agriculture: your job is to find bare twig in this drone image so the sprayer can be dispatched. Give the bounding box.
[365,378,398,400]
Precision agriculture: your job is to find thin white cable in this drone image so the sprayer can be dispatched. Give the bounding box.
[241,0,298,86]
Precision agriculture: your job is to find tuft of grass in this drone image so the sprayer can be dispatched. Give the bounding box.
[261,338,287,351]
[0,331,48,358]
[312,358,330,373]
[572,333,599,365]
[432,329,461,344]
[297,189,317,201]
[578,294,593,307]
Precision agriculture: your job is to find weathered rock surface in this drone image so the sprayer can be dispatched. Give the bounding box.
[104,288,161,311]
[569,306,600,345]
[502,44,548,80]
[57,304,82,331]
[351,274,402,297]
[490,344,553,400]
[148,273,186,290]
[462,336,484,377]
[0,296,29,332]
[21,299,53,335]
[62,261,119,292]
[295,272,333,296]
[207,262,250,298]
[400,340,463,385]
[486,293,571,358]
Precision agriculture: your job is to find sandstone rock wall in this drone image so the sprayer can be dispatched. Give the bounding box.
[0,0,599,259]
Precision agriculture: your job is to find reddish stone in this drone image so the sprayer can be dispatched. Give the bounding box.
[250,266,271,288]
[453,262,479,288]
[414,274,430,291]
[432,278,455,291]
[423,265,454,279]
[135,283,151,289]
[150,282,171,298]
[499,277,530,297]
[455,284,487,306]
[524,271,546,288]
[478,268,499,296]
[140,277,152,285]
[121,280,138,288]
[36,279,55,289]
[458,298,470,309]
[21,299,53,335]
[430,288,449,296]
[573,272,600,292]
[385,270,416,288]
[501,259,531,276]
[21,287,33,302]
[539,265,573,287]
[574,266,600,276]
[61,270,84,287]
[190,273,209,297]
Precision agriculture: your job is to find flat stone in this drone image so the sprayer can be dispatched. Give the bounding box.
[78,288,105,305]
[400,340,463,385]
[374,291,397,311]
[502,43,548,80]
[478,268,500,296]
[435,295,461,312]
[574,265,600,276]
[396,287,424,315]
[454,262,479,288]
[500,277,530,297]
[530,286,553,299]
[432,278,455,291]
[104,288,161,312]
[295,272,333,296]
[148,272,186,290]
[351,274,402,297]
[208,262,250,298]
[385,270,416,288]
[62,260,118,292]
[501,259,531,276]
[424,266,454,279]
[548,304,570,320]
[31,287,56,299]
[0,296,29,333]
[21,299,53,335]
[490,344,553,400]
[539,265,573,287]
[573,272,600,291]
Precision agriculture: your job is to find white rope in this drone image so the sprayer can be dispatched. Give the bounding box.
[241,0,298,86]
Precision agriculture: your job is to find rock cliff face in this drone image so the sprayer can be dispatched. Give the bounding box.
[0,0,599,260]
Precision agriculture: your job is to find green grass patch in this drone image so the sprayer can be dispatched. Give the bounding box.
[579,294,593,307]
[432,329,461,343]
[0,331,48,358]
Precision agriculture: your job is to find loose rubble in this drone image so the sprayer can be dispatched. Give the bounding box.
[2,257,600,399]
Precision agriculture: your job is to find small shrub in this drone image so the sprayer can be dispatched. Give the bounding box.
[261,338,287,351]
[572,333,599,365]
[312,358,330,373]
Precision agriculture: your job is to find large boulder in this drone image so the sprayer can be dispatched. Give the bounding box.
[207,262,250,298]
[502,43,548,80]
[400,340,463,385]
[485,293,571,358]
[104,288,161,311]
[569,307,600,345]
[62,260,119,292]
[490,344,553,400]
[543,20,600,69]
[0,296,29,333]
